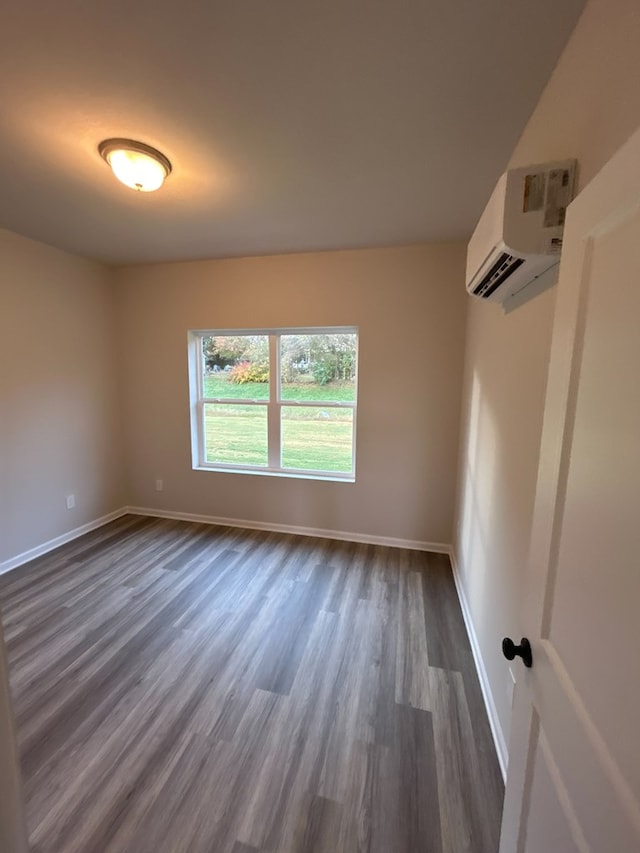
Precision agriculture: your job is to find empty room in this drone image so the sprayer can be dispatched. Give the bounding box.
[1,0,639,850]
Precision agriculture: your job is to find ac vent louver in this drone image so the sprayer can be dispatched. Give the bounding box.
[472,252,525,298]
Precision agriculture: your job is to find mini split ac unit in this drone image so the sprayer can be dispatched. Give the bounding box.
[466,159,576,303]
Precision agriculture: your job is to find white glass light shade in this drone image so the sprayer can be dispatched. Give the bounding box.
[98,139,171,192]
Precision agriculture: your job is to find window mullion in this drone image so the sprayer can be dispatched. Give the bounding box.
[198,400,206,467]
[267,334,281,468]
[195,335,206,467]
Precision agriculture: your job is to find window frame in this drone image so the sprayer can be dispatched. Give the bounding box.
[188,326,358,482]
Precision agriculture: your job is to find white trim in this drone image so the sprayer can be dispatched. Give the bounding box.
[124,505,450,554]
[192,464,355,483]
[189,328,359,480]
[191,325,359,337]
[449,545,508,780]
[0,508,129,576]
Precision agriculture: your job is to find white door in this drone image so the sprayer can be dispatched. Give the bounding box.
[499,126,640,852]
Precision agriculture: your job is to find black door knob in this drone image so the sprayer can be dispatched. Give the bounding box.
[502,637,533,668]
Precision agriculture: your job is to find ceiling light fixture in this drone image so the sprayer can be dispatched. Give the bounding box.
[98,138,172,192]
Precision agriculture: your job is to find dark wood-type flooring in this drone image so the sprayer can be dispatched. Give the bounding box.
[0,515,504,852]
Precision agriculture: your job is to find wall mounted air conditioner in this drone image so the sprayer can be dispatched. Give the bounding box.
[466,160,576,304]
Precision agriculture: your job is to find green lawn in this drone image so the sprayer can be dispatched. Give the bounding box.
[203,374,356,402]
[204,374,269,400]
[204,405,354,473]
[281,414,353,471]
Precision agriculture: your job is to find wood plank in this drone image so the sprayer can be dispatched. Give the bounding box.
[428,666,502,853]
[0,515,503,852]
[255,562,334,695]
[395,563,431,710]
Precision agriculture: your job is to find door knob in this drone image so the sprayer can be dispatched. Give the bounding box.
[502,637,533,668]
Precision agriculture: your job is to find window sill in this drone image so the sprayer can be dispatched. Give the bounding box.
[193,465,355,484]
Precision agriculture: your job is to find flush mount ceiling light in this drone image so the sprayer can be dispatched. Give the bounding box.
[98,138,172,192]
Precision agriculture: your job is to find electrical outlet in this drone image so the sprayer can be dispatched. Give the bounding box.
[155,479,163,492]
[66,494,76,510]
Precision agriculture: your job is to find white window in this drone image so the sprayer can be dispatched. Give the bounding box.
[188,327,358,481]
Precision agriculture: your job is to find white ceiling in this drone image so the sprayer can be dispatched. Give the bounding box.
[0,0,585,264]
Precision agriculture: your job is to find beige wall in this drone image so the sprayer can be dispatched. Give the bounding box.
[115,243,467,545]
[454,0,640,762]
[0,229,125,566]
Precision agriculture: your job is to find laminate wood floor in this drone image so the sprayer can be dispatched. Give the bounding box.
[0,515,504,852]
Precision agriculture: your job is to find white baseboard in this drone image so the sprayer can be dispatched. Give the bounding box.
[449,546,508,780]
[124,505,451,554]
[0,508,129,576]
